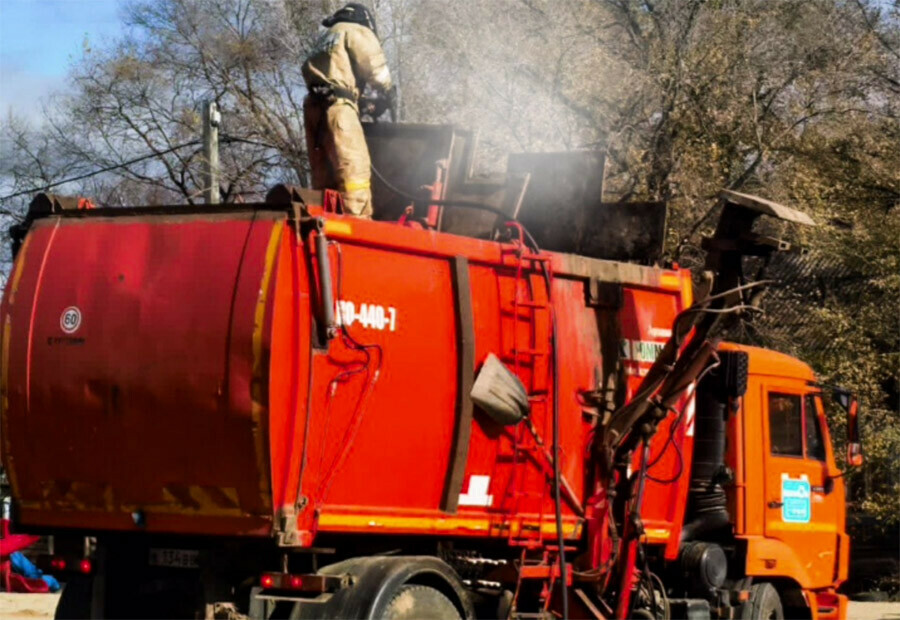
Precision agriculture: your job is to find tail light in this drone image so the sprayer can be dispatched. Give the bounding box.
[258,572,342,593]
[47,556,92,574]
[260,573,302,590]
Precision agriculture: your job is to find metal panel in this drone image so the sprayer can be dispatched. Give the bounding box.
[719,190,816,226]
[508,152,606,253]
[441,256,476,513]
[509,152,667,263]
[437,174,530,238]
[579,201,668,263]
[364,123,475,222]
[2,213,284,534]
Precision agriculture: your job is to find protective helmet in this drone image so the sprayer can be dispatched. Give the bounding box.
[322,3,377,36]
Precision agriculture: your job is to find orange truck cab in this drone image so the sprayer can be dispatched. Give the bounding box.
[720,343,853,619]
[631,340,860,620]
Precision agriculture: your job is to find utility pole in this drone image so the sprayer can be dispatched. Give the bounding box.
[202,100,221,205]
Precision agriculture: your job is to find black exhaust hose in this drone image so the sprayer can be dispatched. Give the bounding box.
[680,385,730,541]
[681,351,747,541]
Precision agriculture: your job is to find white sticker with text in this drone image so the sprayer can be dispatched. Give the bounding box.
[336,300,397,332]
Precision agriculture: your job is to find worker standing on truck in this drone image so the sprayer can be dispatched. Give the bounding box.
[302,3,395,218]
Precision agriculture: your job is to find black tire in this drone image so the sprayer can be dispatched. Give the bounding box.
[382,584,462,620]
[741,582,784,620]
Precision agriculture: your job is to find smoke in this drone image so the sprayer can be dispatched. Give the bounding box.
[374,0,611,176]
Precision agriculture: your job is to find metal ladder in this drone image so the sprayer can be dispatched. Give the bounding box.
[500,223,555,550]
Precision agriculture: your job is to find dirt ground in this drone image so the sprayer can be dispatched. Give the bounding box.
[853,603,900,620]
[2,593,60,619]
[0,592,898,619]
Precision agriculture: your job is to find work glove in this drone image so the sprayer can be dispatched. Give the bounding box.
[358,96,378,117]
[359,91,391,121]
[387,85,399,122]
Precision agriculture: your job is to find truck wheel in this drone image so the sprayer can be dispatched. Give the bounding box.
[742,583,784,620]
[383,585,462,620]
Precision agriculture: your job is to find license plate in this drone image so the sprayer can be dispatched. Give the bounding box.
[148,548,199,569]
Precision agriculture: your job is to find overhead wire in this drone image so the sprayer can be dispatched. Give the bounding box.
[0,134,278,207]
[0,137,533,226]
[696,280,775,304]
[0,140,203,203]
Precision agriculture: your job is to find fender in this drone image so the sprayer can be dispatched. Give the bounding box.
[251,556,474,620]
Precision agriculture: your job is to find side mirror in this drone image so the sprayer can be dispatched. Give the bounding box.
[833,389,863,468]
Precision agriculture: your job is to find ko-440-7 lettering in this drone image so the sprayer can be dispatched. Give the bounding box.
[336,300,397,332]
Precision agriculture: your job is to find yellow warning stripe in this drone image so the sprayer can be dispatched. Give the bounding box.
[641,528,672,543]
[659,272,681,291]
[343,179,371,192]
[251,221,284,511]
[324,220,353,236]
[318,513,582,538]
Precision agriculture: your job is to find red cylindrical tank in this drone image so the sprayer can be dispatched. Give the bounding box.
[1,206,692,553]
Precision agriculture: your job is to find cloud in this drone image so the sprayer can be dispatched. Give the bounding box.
[0,63,61,126]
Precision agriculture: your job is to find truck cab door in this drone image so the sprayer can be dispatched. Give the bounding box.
[762,387,843,587]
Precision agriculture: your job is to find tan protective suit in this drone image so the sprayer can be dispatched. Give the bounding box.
[302,22,392,218]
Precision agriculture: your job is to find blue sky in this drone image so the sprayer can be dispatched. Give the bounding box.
[0,0,126,123]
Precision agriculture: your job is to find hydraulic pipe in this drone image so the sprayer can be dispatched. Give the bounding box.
[314,220,337,341]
